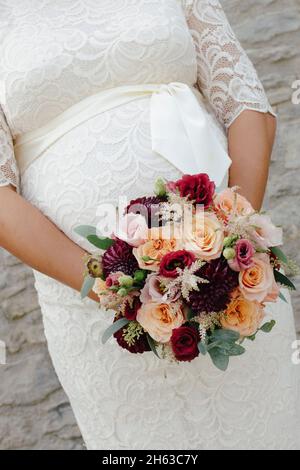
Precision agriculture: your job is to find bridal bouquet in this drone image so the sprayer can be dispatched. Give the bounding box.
[75,173,296,371]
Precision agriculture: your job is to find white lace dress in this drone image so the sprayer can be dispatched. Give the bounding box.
[1,0,299,450]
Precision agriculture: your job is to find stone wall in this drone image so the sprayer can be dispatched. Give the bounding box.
[0,0,299,450]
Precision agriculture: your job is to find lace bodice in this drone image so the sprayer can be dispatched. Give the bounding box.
[0,0,275,191]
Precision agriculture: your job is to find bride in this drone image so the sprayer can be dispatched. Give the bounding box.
[0,0,299,450]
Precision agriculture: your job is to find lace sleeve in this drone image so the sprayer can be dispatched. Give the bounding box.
[0,105,19,190]
[184,0,276,129]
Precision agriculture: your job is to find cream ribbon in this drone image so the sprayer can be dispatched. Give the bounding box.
[14,82,231,186]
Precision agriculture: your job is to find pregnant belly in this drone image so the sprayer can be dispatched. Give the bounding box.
[21,98,182,251]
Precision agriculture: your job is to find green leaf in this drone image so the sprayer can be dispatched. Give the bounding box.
[147,334,160,358]
[208,348,229,372]
[74,225,97,238]
[87,235,114,250]
[246,334,256,341]
[279,291,288,303]
[198,341,207,356]
[274,270,296,291]
[210,329,240,343]
[80,276,95,299]
[260,320,276,333]
[271,246,288,265]
[102,318,130,345]
[218,343,245,357]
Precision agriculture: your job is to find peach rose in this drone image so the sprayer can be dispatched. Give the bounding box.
[93,278,107,296]
[184,211,224,261]
[221,290,265,337]
[214,188,254,223]
[239,253,278,303]
[133,224,182,271]
[136,302,185,343]
[264,278,280,303]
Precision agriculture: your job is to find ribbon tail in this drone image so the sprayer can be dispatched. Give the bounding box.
[151,83,231,186]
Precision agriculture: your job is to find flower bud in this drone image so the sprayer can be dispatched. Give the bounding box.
[117,287,128,297]
[223,247,236,260]
[119,275,133,288]
[154,177,167,197]
[134,270,146,283]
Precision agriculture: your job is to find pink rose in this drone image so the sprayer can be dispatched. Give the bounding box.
[239,253,278,303]
[140,274,166,304]
[116,213,148,247]
[229,239,255,272]
[105,271,123,288]
[140,273,180,304]
[248,213,283,250]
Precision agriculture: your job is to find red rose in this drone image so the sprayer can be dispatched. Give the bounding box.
[174,173,215,208]
[159,250,196,278]
[170,326,200,362]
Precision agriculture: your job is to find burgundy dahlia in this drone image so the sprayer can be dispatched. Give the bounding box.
[187,258,239,314]
[113,318,150,354]
[126,196,166,227]
[173,173,215,208]
[102,239,139,277]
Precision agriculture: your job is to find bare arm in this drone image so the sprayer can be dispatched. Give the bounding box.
[0,186,98,302]
[185,1,277,210]
[228,110,277,210]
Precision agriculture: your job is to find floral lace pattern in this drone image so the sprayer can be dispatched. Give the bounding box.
[185,0,276,127]
[1,0,298,450]
[0,106,19,188]
[0,0,275,191]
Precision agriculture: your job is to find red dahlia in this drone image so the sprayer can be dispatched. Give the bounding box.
[102,239,139,277]
[187,258,239,314]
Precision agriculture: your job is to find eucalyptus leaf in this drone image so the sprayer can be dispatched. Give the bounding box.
[274,270,296,291]
[271,246,288,265]
[219,343,245,357]
[279,291,288,303]
[210,329,240,343]
[80,276,95,299]
[198,341,207,356]
[260,320,276,333]
[102,318,130,345]
[208,348,229,371]
[87,235,114,250]
[74,225,97,238]
[147,334,160,358]
[246,334,256,341]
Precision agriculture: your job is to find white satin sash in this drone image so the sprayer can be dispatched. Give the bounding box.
[14,82,231,186]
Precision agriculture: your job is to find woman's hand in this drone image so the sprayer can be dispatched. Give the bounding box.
[228,110,277,211]
[0,186,99,302]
